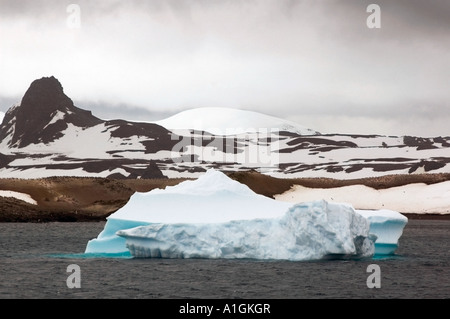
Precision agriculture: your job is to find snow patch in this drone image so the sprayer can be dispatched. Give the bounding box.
[275,181,450,215]
[43,110,66,130]
[0,190,37,205]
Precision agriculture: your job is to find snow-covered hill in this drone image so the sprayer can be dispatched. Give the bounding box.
[0,76,449,179]
[154,107,318,136]
[0,111,4,124]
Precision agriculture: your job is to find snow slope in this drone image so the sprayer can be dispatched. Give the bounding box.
[275,181,450,214]
[3,124,448,179]
[85,169,407,258]
[0,111,4,124]
[154,107,318,135]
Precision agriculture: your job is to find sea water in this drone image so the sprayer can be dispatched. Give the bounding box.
[0,220,449,299]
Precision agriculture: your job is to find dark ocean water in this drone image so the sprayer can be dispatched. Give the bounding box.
[0,219,449,299]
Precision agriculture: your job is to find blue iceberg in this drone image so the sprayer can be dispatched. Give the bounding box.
[85,170,407,259]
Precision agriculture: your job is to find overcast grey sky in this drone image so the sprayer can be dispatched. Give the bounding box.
[1,0,449,136]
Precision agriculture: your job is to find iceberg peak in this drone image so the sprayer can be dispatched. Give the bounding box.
[151,169,255,197]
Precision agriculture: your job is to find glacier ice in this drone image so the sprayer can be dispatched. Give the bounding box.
[85,169,407,259]
[117,200,376,260]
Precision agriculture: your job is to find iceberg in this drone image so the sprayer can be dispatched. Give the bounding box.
[117,200,376,260]
[85,169,407,259]
[85,169,293,255]
[356,209,408,255]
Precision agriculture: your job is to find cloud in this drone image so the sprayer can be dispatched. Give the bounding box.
[0,0,449,136]
[74,99,174,122]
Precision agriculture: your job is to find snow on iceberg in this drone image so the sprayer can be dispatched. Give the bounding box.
[117,200,376,261]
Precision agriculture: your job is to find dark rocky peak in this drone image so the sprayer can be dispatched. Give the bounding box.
[0,76,102,148]
[21,76,67,110]
[15,76,75,124]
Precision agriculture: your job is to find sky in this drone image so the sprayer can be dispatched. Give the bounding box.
[0,0,449,137]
